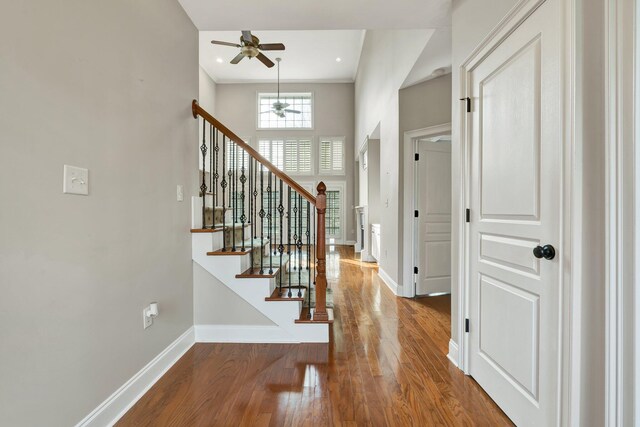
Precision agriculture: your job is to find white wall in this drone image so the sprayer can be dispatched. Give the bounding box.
[0,1,198,425]
[214,82,357,242]
[354,29,433,284]
[199,66,217,113]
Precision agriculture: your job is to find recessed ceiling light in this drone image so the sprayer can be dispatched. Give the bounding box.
[336,57,342,63]
[216,57,223,63]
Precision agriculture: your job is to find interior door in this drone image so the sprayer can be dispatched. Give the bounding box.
[467,0,561,425]
[416,140,452,295]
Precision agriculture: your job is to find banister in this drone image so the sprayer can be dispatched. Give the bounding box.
[192,99,316,205]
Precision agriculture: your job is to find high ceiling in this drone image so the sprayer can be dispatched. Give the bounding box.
[182,0,452,84]
[200,30,365,83]
[179,0,451,31]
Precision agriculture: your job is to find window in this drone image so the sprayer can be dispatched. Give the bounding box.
[258,139,284,170]
[325,190,342,238]
[319,137,345,174]
[285,139,312,174]
[258,93,313,129]
[259,138,312,175]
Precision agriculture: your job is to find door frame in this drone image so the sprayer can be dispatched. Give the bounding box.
[402,123,452,299]
[604,0,637,424]
[457,0,579,424]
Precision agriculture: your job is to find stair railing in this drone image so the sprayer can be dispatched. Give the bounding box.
[192,100,329,322]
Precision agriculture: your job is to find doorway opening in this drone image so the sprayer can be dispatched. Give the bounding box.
[413,135,452,297]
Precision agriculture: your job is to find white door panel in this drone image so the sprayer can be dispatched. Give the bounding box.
[467,0,561,425]
[417,141,452,295]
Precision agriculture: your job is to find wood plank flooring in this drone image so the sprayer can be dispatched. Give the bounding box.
[118,246,513,426]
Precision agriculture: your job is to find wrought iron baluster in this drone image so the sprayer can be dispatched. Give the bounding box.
[297,193,302,298]
[253,159,258,268]
[310,207,315,319]
[259,166,265,274]
[200,119,207,229]
[232,143,237,251]
[268,172,273,274]
[209,125,213,197]
[214,130,219,208]
[221,136,227,251]
[306,200,311,305]
[287,186,292,297]
[240,149,246,251]
[278,179,284,296]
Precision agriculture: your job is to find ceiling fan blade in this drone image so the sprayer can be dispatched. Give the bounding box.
[241,30,253,44]
[256,52,275,68]
[284,109,301,114]
[230,53,245,64]
[211,40,241,48]
[258,43,285,51]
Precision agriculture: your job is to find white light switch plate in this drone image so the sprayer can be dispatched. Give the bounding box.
[177,185,184,202]
[63,165,89,195]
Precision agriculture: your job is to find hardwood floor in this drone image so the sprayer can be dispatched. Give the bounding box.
[118,246,513,426]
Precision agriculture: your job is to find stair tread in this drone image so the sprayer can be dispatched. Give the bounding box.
[235,267,281,278]
[265,287,306,302]
[191,228,224,233]
[296,308,334,324]
[207,248,253,256]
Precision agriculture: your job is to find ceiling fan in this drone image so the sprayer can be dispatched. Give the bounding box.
[261,58,301,118]
[211,30,285,68]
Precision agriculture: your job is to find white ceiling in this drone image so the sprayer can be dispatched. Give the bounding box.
[179,0,451,31]
[185,0,453,84]
[200,30,365,83]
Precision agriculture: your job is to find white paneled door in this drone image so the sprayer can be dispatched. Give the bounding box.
[467,0,561,425]
[416,140,452,295]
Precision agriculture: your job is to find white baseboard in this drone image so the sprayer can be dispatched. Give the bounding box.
[345,240,357,246]
[447,339,459,367]
[76,326,195,427]
[195,324,297,343]
[378,268,399,295]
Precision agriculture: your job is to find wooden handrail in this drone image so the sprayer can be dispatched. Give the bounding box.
[192,100,316,205]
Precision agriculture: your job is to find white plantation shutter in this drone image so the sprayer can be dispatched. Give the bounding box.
[259,139,283,170]
[319,138,344,174]
[285,140,297,172]
[272,140,284,169]
[298,140,312,173]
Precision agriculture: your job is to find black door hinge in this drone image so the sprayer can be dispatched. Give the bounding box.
[414,153,419,161]
[414,210,419,218]
[460,97,471,113]
[465,208,470,223]
[414,266,418,274]
[465,318,470,333]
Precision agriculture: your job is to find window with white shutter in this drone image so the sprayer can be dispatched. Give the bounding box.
[319,137,345,174]
[284,139,312,175]
[258,139,284,170]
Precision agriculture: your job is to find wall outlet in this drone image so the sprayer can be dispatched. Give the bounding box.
[177,185,184,202]
[63,165,89,195]
[143,309,153,329]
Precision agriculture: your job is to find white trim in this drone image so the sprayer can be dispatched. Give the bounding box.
[344,240,357,246]
[195,324,298,343]
[378,267,399,295]
[447,339,459,367]
[75,327,195,427]
[402,123,452,300]
[457,0,578,425]
[605,0,637,425]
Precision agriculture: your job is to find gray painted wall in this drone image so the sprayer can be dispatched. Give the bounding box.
[0,1,198,425]
[214,82,357,242]
[398,74,452,282]
[199,66,217,113]
[354,29,433,284]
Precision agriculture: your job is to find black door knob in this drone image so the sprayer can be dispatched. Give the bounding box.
[533,244,556,260]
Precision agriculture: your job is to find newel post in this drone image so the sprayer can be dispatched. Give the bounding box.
[314,182,329,322]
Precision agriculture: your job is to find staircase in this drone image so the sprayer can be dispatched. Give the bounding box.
[190,100,332,343]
